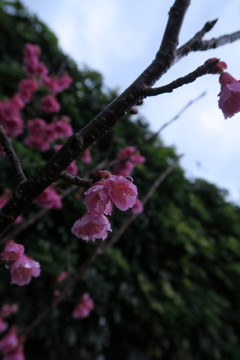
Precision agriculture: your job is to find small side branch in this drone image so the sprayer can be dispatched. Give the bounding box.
[177,19,240,61]
[143,60,218,97]
[0,126,26,183]
[60,172,93,187]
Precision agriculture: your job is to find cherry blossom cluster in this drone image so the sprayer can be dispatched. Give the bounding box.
[0,326,25,360]
[113,146,145,176]
[207,58,240,119]
[71,171,138,241]
[72,293,94,319]
[0,43,74,155]
[0,240,40,286]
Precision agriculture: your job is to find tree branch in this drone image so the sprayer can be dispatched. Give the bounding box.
[0,0,190,236]
[143,60,218,97]
[0,125,26,184]
[176,19,240,61]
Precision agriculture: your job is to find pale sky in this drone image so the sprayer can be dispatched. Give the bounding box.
[21,0,240,202]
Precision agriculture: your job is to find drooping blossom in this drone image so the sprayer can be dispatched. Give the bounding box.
[0,327,19,354]
[10,255,40,286]
[132,198,144,214]
[0,240,24,263]
[71,213,112,241]
[18,78,38,104]
[218,72,240,119]
[104,175,137,211]
[84,175,137,214]
[84,184,112,215]
[81,148,92,164]
[0,318,8,334]
[0,304,19,319]
[72,293,94,319]
[40,94,60,113]
[34,187,62,209]
[23,43,48,79]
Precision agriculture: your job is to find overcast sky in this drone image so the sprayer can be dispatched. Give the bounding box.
[21,0,240,203]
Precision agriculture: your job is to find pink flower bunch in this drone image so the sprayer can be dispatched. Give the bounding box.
[24,43,48,78]
[0,240,40,286]
[40,94,60,113]
[0,319,8,334]
[18,78,38,104]
[132,198,144,214]
[41,72,73,94]
[71,173,138,241]
[218,72,240,119]
[113,146,145,176]
[72,293,94,319]
[0,326,25,360]
[81,148,92,164]
[34,187,62,209]
[54,145,77,175]
[25,118,73,152]
[24,118,55,151]
[0,98,24,138]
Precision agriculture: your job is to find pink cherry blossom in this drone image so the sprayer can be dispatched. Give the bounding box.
[10,255,40,286]
[41,72,73,93]
[113,161,134,176]
[1,116,23,138]
[3,344,25,360]
[72,293,94,319]
[0,326,18,354]
[117,146,145,165]
[0,304,19,319]
[34,187,62,209]
[0,318,8,334]
[132,198,144,214]
[24,43,40,63]
[84,184,112,215]
[0,240,24,263]
[104,175,138,211]
[218,72,240,118]
[52,120,73,138]
[71,213,112,241]
[40,95,60,113]
[81,148,92,164]
[18,79,38,104]
[56,271,68,283]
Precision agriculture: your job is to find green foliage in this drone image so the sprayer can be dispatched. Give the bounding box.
[1,1,240,360]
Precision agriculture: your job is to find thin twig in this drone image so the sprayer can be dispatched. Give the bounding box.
[60,172,93,187]
[0,126,26,183]
[143,60,218,97]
